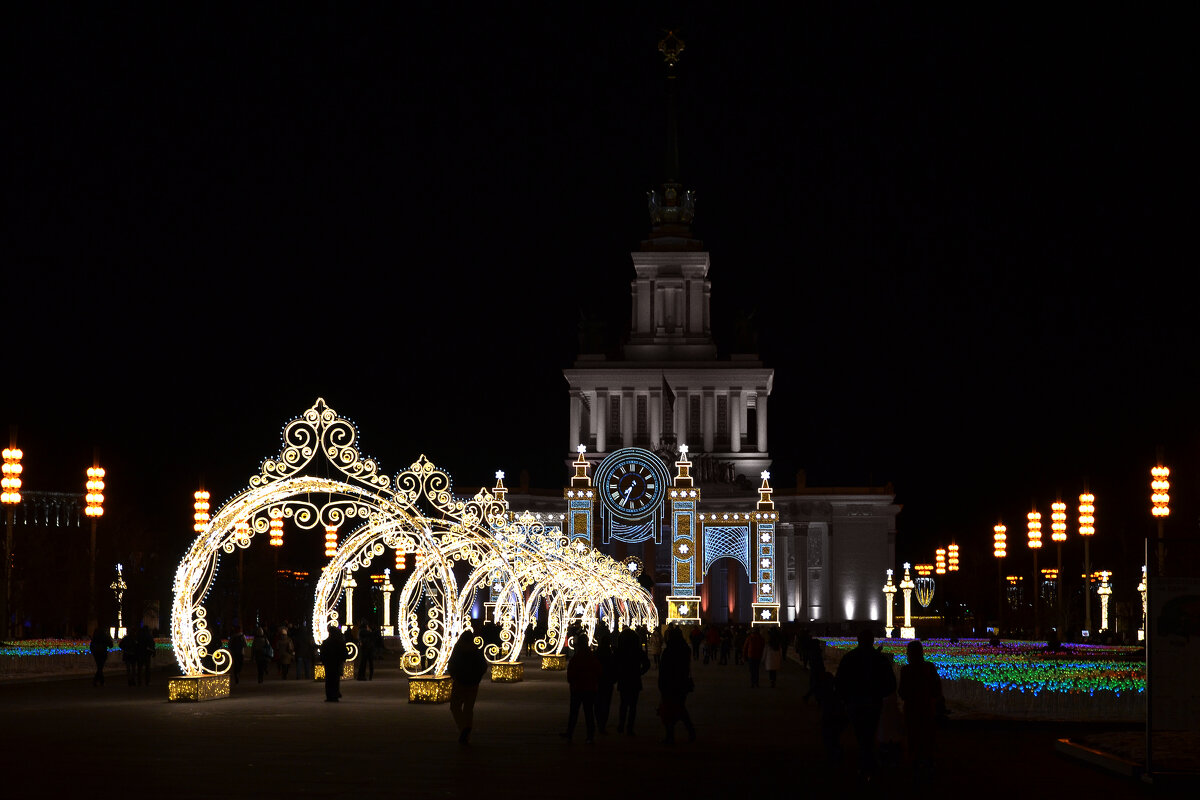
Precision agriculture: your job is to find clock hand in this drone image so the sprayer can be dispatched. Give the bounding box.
[622,485,634,506]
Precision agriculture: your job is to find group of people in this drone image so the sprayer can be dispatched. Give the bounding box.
[811,629,944,780]
[88,624,156,687]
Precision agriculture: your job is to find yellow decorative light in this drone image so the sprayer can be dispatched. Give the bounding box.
[993,524,1007,558]
[85,466,105,517]
[1078,493,1095,536]
[1,447,22,505]
[394,540,407,570]
[915,564,933,577]
[1050,501,1067,542]
[1026,510,1042,549]
[268,507,283,547]
[193,490,211,533]
[947,543,960,571]
[167,674,231,702]
[324,525,338,558]
[935,548,946,575]
[1151,466,1170,517]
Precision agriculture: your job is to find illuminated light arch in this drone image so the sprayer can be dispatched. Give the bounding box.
[172,398,656,683]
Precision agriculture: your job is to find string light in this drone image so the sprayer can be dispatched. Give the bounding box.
[1050,501,1067,542]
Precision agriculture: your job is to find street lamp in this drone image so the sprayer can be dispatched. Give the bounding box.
[85,465,105,634]
[1078,492,1095,634]
[993,524,1007,631]
[935,548,946,576]
[193,490,210,533]
[2,444,23,639]
[947,543,959,572]
[1151,464,1169,574]
[1051,501,1067,635]
[325,525,339,558]
[1027,509,1042,640]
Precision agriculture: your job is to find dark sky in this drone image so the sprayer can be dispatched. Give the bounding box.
[6,5,1196,587]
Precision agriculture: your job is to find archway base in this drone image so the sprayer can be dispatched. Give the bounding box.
[408,675,453,703]
[168,674,231,702]
[540,654,568,670]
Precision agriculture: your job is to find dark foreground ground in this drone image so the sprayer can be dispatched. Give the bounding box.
[0,653,1174,797]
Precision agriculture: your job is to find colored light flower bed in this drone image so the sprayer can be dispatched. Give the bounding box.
[1,638,172,658]
[820,637,1145,697]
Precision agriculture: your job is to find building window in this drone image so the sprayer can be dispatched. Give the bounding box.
[689,396,701,442]
[610,395,621,439]
[636,396,648,446]
[717,394,728,447]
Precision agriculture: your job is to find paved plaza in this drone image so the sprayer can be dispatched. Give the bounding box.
[0,650,1164,797]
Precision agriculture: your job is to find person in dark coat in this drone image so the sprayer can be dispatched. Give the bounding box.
[251,627,271,683]
[119,630,137,686]
[562,634,601,744]
[594,634,616,734]
[657,626,696,744]
[228,627,246,684]
[898,639,943,777]
[356,621,377,681]
[135,625,155,686]
[90,625,113,686]
[447,629,487,744]
[320,624,347,701]
[614,628,650,735]
[835,628,897,778]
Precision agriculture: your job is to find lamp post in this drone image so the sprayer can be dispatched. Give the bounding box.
[1151,464,1170,574]
[2,442,23,640]
[1078,493,1095,635]
[993,524,1007,632]
[1027,509,1042,640]
[899,563,915,637]
[269,508,283,617]
[85,464,106,635]
[381,568,395,636]
[193,489,210,534]
[109,563,127,641]
[1050,500,1067,635]
[883,569,897,635]
[343,568,357,630]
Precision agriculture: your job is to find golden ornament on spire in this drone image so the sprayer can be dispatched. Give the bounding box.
[659,30,684,68]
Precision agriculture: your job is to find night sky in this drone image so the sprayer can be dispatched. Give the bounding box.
[7,5,1196,600]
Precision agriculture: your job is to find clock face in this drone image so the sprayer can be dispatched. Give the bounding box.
[595,448,671,521]
[607,461,659,513]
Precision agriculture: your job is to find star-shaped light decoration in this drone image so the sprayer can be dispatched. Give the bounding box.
[761,470,771,481]
[678,543,690,555]
[762,584,772,593]
[627,562,638,573]
[679,443,689,455]
[577,444,587,454]
[761,558,771,569]
[760,609,772,620]
[575,541,587,553]
[678,603,689,615]
[760,532,772,543]
[495,470,505,480]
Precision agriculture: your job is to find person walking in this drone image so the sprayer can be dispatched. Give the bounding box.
[320,624,347,702]
[594,634,616,734]
[119,629,137,686]
[228,627,246,685]
[657,626,695,744]
[357,621,377,681]
[835,629,896,780]
[275,626,295,680]
[90,625,113,686]
[562,634,601,744]
[251,627,272,684]
[898,639,943,778]
[743,626,765,687]
[614,628,650,735]
[136,625,155,686]
[447,628,487,744]
[764,628,782,688]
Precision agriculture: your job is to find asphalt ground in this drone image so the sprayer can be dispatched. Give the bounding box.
[0,652,1160,798]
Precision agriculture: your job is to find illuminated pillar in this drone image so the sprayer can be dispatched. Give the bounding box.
[1137,565,1147,642]
[1051,501,1067,634]
[343,569,357,630]
[882,569,897,633]
[1151,464,1170,574]
[750,471,779,625]
[109,563,127,641]
[755,393,768,453]
[667,444,700,625]
[729,389,742,453]
[899,563,915,638]
[381,568,395,636]
[1097,570,1112,631]
[1027,509,1042,640]
[993,524,1007,631]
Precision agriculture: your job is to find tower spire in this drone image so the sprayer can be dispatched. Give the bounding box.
[646,30,698,251]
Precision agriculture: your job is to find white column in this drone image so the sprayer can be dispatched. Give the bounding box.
[569,393,582,453]
[622,390,634,448]
[650,389,662,447]
[729,389,742,453]
[756,392,769,453]
[702,389,715,453]
[595,390,608,453]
